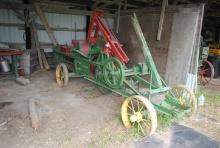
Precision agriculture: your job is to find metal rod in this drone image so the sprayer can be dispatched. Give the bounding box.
[131,13,163,88]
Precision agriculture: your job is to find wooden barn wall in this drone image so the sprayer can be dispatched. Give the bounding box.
[117,4,204,88]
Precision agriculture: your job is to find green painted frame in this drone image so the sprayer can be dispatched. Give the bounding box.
[53,14,193,119]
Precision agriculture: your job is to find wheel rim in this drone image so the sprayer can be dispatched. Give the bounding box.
[55,63,68,87]
[56,64,63,86]
[166,85,197,114]
[103,58,124,89]
[121,95,157,136]
[198,60,214,85]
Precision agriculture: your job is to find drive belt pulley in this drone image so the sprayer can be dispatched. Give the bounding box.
[102,57,125,89]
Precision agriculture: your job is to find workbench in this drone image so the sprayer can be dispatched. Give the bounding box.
[0,49,23,79]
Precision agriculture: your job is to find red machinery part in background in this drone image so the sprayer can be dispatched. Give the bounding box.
[198,60,215,85]
[87,10,129,63]
[0,50,23,56]
[60,45,71,53]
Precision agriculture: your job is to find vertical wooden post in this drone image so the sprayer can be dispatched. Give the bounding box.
[31,22,44,69]
[124,0,127,10]
[157,0,168,41]
[116,0,122,34]
[218,29,220,43]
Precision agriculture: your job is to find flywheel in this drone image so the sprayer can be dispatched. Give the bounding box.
[103,57,125,89]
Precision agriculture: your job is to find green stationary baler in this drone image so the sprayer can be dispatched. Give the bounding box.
[53,10,197,136]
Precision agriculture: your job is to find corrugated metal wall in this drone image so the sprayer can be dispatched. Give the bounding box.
[36,13,87,44]
[0,9,24,44]
[0,9,114,48]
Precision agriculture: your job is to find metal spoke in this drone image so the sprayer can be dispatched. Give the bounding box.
[142,119,151,127]
[137,122,140,135]
[139,105,145,112]
[127,112,133,116]
[130,100,135,112]
[174,89,180,99]
[113,74,116,84]
[203,69,209,72]
[176,88,181,98]
[138,122,145,135]
[132,122,135,126]
[134,99,140,111]
[128,104,135,113]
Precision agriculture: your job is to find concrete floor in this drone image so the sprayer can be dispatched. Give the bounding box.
[0,70,127,147]
[136,124,219,148]
[0,70,219,148]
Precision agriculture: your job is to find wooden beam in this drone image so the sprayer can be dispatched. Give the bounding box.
[124,0,127,10]
[0,2,115,18]
[218,29,220,43]
[38,6,115,18]
[0,2,31,10]
[99,0,138,8]
[0,23,86,32]
[0,42,56,47]
[0,23,24,27]
[92,0,103,9]
[157,0,168,41]
[39,0,88,8]
[116,0,122,33]
[124,3,204,14]
[33,3,58,46]
[19,26,86,32]
[5,2,26,22]
[40,48,50,70]
[97,0,120,8]
[28,14,38,24]
[29,99,40,130]
[43,6,93,16]
[205,13,220,17]
[31,22,44,69]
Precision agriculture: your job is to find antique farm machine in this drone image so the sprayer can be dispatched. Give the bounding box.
[53,10,197,136]
[198,44,215,85]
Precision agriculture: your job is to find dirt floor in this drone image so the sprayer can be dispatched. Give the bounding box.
[180,79,220,142]
[0,70,220,148]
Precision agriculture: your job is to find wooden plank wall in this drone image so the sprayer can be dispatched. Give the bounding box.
[165,4,204,89]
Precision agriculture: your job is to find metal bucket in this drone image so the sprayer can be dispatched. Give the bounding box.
[0,60,10,72]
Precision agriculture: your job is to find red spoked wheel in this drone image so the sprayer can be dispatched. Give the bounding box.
[198,60,215,85]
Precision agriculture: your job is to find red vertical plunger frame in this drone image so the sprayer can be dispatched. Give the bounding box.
[87,10,129,63]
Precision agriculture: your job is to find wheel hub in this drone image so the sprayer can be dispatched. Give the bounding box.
[130,112,143,123]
